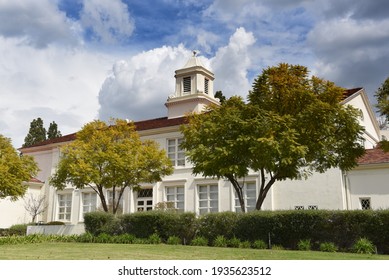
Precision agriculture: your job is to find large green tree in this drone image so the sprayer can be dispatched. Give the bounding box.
[50,119,173,214]
[181,63,365,211]
[23,118,47,147]
[47,121,62,140]
[0,135,39,200]
[375,76,389,122]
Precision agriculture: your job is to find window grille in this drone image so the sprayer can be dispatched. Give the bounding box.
[204,78,209,94]
[234,183,257,212]
[166,186,185,211]
[137,188,153,212]
[360,198,371,210]
[198,184,218,214]
[294,206,304,210]
[308,205,318,210]
[167,138,185,166]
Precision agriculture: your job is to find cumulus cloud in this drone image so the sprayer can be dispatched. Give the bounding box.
[98,45,193,121]
[0,0,80,48]
[98,28,257,122]
[80,0,135,44]
[211,27,256,97]
[0,37,114,148]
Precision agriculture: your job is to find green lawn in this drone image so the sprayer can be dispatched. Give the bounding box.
[1,242,389,260]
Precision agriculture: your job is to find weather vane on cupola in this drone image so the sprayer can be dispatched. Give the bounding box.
[192,50,198,57]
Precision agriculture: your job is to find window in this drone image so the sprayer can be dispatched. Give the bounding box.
[204,78,209,94]
[58,193,72,221]
[360,198,371,210]
[308,205,318,210]
[82,192,97,214]
[183,76,191,94]
[198,184,218,214]
[136,188,153,212]
[294,206,304,210]
[166,186,185,211]
[167,138,185,166]
[234,182,257,212]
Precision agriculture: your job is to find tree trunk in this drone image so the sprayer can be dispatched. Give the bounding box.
[256,169,277,210]
[226,174,245,213]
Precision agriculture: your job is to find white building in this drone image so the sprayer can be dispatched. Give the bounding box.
[1,54,386,228]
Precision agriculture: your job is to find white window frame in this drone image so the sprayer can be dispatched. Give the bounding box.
[81,192,97,215]
[57,193,72,222]
[166,186,185,212]
[136,188,153,212]
[167,138,185,167]
[234,182,257,212]
[198,184,218,214]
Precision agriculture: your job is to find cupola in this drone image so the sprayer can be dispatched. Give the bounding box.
[165,51,219,119]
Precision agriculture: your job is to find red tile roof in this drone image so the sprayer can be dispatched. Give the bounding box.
[29,177,44,184]
[20,116,187,149]
[357,148,389,165]
[343,87,363,99]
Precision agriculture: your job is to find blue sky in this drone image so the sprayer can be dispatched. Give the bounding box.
[1,0,389,148]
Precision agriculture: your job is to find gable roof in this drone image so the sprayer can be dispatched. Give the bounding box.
[19,116,188,150]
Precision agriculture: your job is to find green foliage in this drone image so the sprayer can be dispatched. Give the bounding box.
[50,119,173,214]
[182,63,365,211]
[297,239,312,251]
[214,235,228,247]
[47,121,62,140]
[8,224,28,236]
[84,211,119,236]
[240,240,251,249]
[46,221,65,225]
[190,236,208,246]
[375,76,389,122]
[147,233,162,244]
[352,238,376,254]
[167,236,182,245]
[252,240,267,250]
[196,212,239,242]
[228,237,241,248]
[271,244,285,250]
[23,118,46,147]
[0,135,39,200]
[320,242,338,252]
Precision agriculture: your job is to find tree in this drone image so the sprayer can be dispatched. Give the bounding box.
[47,121,62,140]
[24,193,47,223]
[181,63,365,211]
[0,135,39,200]
[50,119,174,214]
[214,90,227,104]
[375,76,389,123]
[23,118,47,147]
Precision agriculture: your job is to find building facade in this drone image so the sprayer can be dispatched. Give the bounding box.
[1,54,385,228]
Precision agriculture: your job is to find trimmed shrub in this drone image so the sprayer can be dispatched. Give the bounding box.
[240,240,251,249]
[190,236,208,246]
[352,238,376,254]
[8,224,28,236]
[84,211,120,236]
[197,212,239,242]
[46,221,65,225]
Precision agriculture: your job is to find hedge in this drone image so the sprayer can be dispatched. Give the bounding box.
[83,210,389,253]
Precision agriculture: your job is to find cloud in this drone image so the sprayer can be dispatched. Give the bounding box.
[0,37,114,148]
[98,45,193,121]
[98,28,257,123]
[80,0,135,44]
[307,13,389,97]
[211,27,256,97]
[0,0,80,48]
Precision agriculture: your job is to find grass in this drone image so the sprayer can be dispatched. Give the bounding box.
[1,242,389,260]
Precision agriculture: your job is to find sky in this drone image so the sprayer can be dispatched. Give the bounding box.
[1,0,389,149]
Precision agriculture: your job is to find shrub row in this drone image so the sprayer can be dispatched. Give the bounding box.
[84,210,389,253]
